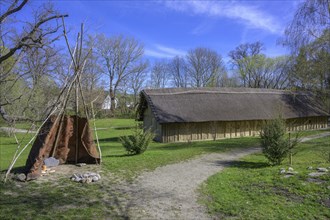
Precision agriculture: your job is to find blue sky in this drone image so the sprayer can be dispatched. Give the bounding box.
[24,0,302,63]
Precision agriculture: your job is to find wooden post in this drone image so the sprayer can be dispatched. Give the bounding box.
[75,78,79,164]
[289,132,292,166]
[91,97,102,164]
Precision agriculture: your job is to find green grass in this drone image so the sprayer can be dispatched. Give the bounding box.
[0,132,34,171]
[200,136,330,219]
[93,118,262,179]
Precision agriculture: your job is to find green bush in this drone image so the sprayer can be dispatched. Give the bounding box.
[119,125,154,155]
[260,118,297,165]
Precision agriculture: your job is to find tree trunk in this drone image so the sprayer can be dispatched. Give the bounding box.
[110,87,115,115]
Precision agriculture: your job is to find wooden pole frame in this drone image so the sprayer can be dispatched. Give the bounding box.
[3,20,97,182]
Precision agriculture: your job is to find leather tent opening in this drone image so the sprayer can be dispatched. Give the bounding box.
[25,115,100,180]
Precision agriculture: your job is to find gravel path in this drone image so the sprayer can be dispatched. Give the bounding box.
[124,132,330,220]
[124,147,261,220]
[299,132,330,142]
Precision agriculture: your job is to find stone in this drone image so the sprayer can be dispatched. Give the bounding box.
[316,167,328,172]
[16,173,26,182]
[44,157,59,167]
[92,176,99,182]
[306,178,326,184]
[284,175,293,178]
[307,166,313,170]
[71,172,101,183]
[89,172,97,176]
[286,171,298,175]
[288,167,294,171]
[279,168,286,174]
[76,163,86,167]
[308,172,327,177]
[86,177,93,183]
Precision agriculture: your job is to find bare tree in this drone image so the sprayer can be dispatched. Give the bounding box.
[282,0,330,54]
[129,61,148,105]
[0,1,68,64]
[79,38,104,106]
[228,41,294,89]
[186,47,226,87]
[94,34,145,113]
[264,56,292,89]
[18,47,61,117]
[228,42,264,87]
[168,56,189,88]
[0,0,68,122]
[150,60,169,88]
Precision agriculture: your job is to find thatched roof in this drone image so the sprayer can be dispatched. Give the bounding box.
[137,88,329,123]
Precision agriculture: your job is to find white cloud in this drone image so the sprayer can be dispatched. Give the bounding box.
[265,47,289,58]
[145,44,186,58]
[191,20,216,35]
[163,1,283,34]
[145,49,174,58]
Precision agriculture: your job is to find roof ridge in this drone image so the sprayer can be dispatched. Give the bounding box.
[145,90,289,96]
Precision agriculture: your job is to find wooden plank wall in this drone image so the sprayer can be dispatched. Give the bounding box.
[143,107,162,142]
[160,116,328,143]
[286,117,328,132]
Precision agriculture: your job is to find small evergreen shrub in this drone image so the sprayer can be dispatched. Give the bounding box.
[120,125,154,155]
[260,118,298,165]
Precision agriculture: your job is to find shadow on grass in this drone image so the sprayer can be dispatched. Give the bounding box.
[10,166,26,173]
[214,160,269,169]
[105,154,135,158]
[0,166,26,174]
[98,137,119,142]
[156,138,259,153]
[113,126,134,130]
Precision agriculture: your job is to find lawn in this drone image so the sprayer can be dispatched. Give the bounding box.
[1,118,262,178]
[199,136,330,219]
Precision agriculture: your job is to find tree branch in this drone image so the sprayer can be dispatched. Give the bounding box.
[0,0,29,23]
[0,14,68,64]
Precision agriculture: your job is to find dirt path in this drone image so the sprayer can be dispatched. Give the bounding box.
[0,127,37,134]
[299,132,330,142]
[123,132,330,220]
[120,147,260,220]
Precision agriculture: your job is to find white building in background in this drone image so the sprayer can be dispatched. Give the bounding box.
[101,95,118,110]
